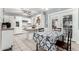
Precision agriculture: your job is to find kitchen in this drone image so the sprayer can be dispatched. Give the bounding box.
[0,8,79,51]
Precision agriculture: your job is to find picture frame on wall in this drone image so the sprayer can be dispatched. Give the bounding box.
[36,16,40,25]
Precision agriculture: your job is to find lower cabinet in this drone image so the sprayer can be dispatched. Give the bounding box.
[0,29,13,51]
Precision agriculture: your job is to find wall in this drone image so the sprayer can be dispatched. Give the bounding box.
[14,16,23,34]
[47,8,79,44]
[14,16,31,34]
[31,14,45,29]
[0,9,3,23]
[0,8,3,49]
[48,9,73,31]
[73,8,79,44]
[3,15,15,28]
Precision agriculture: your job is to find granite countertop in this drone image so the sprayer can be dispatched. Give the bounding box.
[2,28,14,31]
[23,28,38,31]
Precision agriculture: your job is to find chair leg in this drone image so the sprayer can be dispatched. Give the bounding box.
[36,43,39,51]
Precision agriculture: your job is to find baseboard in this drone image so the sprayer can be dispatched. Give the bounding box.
[75,41,79,44]
[2,45,13,51]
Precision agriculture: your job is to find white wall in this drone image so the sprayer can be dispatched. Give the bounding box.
[31,14,45,29]
[0,9,3,23]
[48,9,73,31]
[0,8,3,49]
[72,8,79,44]
[14,16,31,34]
[3,15,15,28]
[47,8,79,44]
[14,16,23,34]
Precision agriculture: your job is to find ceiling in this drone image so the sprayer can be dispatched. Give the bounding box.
[4,8,71,18]
[4,8,43,18]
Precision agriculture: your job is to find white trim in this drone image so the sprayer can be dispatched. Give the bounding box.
[76,41,79,44]
[49,9,73,16]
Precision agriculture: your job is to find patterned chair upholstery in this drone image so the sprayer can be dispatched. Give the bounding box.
[33,31,63,51]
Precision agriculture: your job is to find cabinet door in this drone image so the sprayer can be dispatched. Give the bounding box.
[2,30,13,50]
[0,24,2,50]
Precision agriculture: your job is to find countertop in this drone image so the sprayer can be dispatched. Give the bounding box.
[2,28,14,31]
[23,28,38,31]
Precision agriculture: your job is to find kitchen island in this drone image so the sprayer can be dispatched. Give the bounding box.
[23,28,38,40]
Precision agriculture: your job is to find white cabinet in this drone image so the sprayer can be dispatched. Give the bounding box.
[0,29,13,50]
